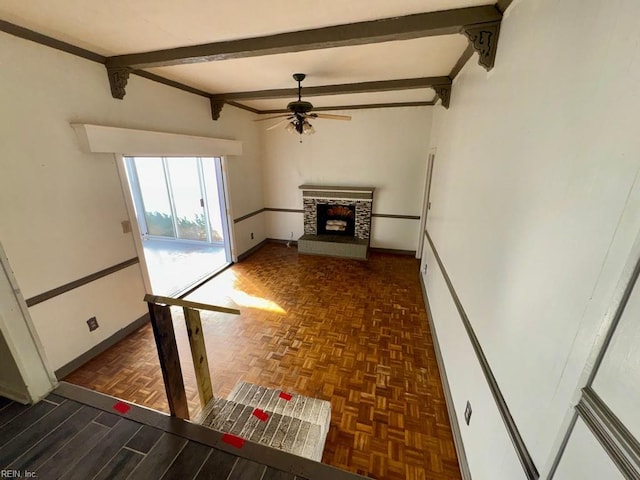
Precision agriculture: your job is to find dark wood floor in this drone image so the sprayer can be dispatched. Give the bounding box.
[0,392,294,480]
[65,243,461,480]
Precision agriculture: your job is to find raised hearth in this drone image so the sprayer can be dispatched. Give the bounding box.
[298,185,374,260]
[298,234,369,260]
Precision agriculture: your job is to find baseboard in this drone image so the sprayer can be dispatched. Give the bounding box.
[237,239,269,262]
[55,313,150,380]
[419,274,472,480]
[266,238,298,246]
[369,247,416,256]
[237,238,303,262]
[237,240,414,261]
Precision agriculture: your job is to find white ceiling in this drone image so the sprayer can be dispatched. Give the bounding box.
[148,35,468,94]
[0,0,496,113]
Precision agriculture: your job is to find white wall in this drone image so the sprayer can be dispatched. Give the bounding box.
[422,0,640,477]
[261,107,432,250]
[0,32,264,370]
[233,211,267,259]
[264,210,303,243]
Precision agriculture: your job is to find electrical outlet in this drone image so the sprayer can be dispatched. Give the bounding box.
[251,232,254,239]
[423,264,428,275]
[465,401,472,425]
[121,220,132,234]
[87,317,99,332]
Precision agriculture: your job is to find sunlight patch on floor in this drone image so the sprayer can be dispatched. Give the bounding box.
[228,290,286,314]
[185,271,286,314]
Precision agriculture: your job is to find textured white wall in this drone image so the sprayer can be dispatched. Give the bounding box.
[261,107,432,250]
[0,32,264,369]
[422,0,640,476]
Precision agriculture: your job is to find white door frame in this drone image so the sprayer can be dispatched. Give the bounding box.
[216,156,235,263]
[0,241,57,402]
[416,147,437,259]
[115,154,155,294]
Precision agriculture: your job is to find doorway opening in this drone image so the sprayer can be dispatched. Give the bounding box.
[124,156,231,296]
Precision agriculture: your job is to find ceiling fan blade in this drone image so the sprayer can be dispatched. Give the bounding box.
[265,118,291,131]
[254,114,291,122]
[311,113,352,121]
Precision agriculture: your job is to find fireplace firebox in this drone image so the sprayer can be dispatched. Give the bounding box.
[298,185,375,260]
[316,204,356,236]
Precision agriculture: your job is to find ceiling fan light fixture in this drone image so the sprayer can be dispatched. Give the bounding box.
[303,121,315,135]
[256,73,350,138]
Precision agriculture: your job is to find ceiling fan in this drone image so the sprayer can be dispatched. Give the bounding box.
[255,73,352,135]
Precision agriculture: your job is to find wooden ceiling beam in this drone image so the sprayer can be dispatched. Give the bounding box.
[257,101,437,115]
[106,6,501,69]
[210,77,451,102]
[212,77,451,118]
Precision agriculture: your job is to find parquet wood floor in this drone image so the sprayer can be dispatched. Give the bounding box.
[65,243,461,480]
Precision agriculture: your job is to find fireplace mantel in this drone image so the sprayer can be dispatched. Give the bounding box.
[298,184,375,260]
[299,184,375,201]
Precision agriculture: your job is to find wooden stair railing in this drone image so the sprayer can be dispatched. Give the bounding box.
[144,294,240,420]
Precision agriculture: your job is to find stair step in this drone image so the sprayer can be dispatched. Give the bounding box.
[228,382,331,437]
[196,382,331,462]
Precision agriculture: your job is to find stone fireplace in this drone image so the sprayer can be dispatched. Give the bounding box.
[298,185,374,259]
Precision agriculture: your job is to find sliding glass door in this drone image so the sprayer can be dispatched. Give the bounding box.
[166,157,208,242]
[133,157,176,238]
[124,156,231,295]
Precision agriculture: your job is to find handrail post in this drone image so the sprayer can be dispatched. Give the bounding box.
[183,307,214,408]
[144,293,239,418]
[147,301,189,419]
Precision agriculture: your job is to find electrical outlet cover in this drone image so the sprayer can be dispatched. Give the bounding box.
[87,317,99,332]
[464,401,472,425]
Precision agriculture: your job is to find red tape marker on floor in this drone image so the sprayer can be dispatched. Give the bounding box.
[279,391,292,401]
[113,401,131,414]
[222,433,245,449]
[252,408,269,421]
